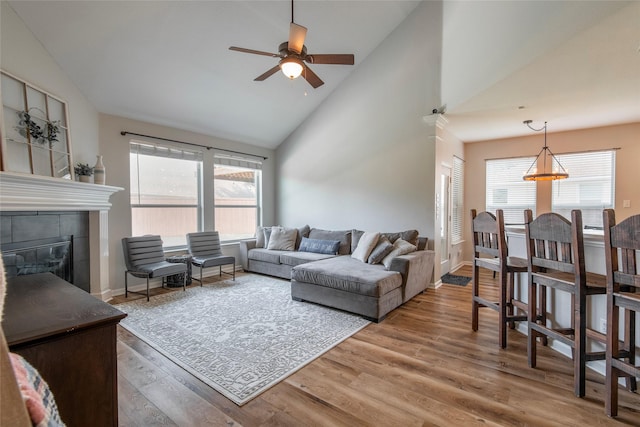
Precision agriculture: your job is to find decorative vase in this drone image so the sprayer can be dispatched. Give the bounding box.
[79,175,91,183]
[94,155,106,185]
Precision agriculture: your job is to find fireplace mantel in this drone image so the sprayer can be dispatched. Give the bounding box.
[0,171,123,301]
[0,171,122,211]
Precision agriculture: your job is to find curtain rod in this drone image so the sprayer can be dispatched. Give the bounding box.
[119,131,268,160]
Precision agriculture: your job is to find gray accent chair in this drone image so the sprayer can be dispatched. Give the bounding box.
[122,235,187,301]
[187,231,236,285]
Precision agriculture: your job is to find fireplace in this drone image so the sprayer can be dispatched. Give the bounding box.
[2,235,74,284]
[0,172,122,300]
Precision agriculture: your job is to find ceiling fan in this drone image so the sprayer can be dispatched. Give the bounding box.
[229,0,354,88]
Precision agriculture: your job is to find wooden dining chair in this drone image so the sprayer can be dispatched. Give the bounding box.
[603,209,639,417]
[471,209,528,348]
[524,209,607,397]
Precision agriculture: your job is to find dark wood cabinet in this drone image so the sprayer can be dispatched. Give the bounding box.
[1,273,126,427]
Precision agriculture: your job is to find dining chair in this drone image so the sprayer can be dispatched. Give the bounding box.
[187,231,236,285]
[524,209,607,397]
[603,209,639,416]
[471,209,529,348]
[122,235,187,301]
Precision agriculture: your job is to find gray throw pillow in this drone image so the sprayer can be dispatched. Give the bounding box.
[381,229,419,246]
[255,226,269,248]
[308,228,352,255]
[295,224,311,249]
[267,226,298,251]
[381,238,417,270]
[298,237,340,255]
[263,227,273,248]
[367,236,394,264]
[351,229,364,253]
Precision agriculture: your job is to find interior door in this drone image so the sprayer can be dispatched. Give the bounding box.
[440,165,451,275]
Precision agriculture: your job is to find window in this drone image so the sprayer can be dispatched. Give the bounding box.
[486,157,537,224]
[552,150,615,228]
[214,155,262,242]
[130,142,203,248]
[451,156,464,243]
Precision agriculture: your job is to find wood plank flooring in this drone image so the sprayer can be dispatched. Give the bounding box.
[113,266,640,426]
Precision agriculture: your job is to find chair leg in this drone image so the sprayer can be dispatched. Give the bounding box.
[528,281,538,368]
[146,277,150,302]
[499,270,507,349]
[125,272,129,298]
[606,297,620,417]
[232,261,235,280]
[471,263,479,332]
[575,292,587,398]
[200,265,203,286]
[182,270,186,292]
[219,266,222,277]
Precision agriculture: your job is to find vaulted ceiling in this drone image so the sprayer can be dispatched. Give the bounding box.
[7,1,640,149]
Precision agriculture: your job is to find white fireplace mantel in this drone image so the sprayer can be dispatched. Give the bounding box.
[0,172,123,301]
[0,171,122,211]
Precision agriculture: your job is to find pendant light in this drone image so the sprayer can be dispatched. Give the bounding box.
[522,120,569,181]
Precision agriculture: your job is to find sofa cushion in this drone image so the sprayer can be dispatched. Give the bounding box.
[351,231,380,262]
[381,239,417,270]
[248,248,285,264]
[280,251,336,267]
[367,236,394,264]
[291,256,402,297]
[267,226,298,251]
[308,228,352,255]
[298,237,340,255]
[263,227,273,248]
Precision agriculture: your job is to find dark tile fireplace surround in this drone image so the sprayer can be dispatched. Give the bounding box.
[1,211,90,292]
[0,172,122,299]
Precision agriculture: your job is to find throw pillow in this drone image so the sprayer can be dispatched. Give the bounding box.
[351,231,380,262]
[381,229,419,246]
[295,225,311,250]
[267,226,298,251]
[351,229,364,253]
[263,227,273,248]
[367,236,394,264]
[255,226,269,248]
[298,237,341,255]
[308,229,352,255]
[381,238,417,270]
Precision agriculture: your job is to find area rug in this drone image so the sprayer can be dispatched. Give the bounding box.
[116,274,370,405]
[441,273,472,286]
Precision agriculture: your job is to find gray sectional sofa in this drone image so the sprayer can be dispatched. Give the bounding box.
[239,226,435,322]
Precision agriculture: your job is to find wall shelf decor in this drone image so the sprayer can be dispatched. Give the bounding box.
[1,70,73,179]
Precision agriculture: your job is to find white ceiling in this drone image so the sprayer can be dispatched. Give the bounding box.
[7,1,640,149]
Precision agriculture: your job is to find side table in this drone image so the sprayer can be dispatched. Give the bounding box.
[166,255,193,287]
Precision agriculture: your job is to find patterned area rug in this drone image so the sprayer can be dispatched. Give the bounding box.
[441,273,472,286]
[116,274,370,405]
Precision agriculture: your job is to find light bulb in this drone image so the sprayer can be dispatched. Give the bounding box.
[280,57,304,79]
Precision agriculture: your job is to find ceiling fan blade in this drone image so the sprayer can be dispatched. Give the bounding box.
[229,46,279,58]
[288,23,307,54]
[305,54,354,65]
[254,65,281,82]
[302,65,324,88]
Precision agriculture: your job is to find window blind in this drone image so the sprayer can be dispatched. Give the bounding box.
[130,141,203,161]
[486,157,536,224]
[552,150,615,228]
[451,156,464,243]
[214,153,262,170]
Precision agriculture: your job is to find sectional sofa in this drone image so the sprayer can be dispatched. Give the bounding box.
[239,226,435,322]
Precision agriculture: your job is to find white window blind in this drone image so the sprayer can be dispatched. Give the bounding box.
[451,156,464,243]
[214,152,262,170]
[552,150,615,228]
[486,157,536,224]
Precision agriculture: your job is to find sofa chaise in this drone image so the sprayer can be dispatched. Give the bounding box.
[239,226,435,322]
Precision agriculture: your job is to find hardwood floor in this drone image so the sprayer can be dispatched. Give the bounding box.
[114,266,640,426]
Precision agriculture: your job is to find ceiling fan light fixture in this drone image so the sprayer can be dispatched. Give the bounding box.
[280,57,304,79]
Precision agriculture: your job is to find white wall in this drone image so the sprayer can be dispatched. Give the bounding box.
[98,113,275,295]
[1,2,99,164]
[275,1,442,242]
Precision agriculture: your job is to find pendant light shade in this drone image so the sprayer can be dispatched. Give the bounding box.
[522,120,569,181]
